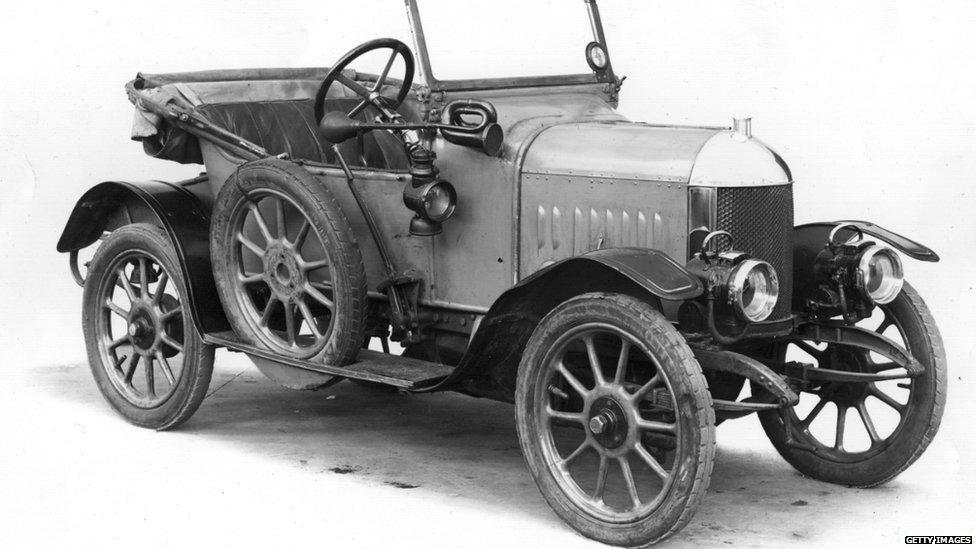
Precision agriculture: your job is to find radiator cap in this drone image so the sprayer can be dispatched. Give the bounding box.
[732,117,752,139]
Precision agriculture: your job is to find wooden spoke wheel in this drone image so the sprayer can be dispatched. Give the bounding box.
[83,224,214,429]
[757,282,947,487]
[516,294,715,546]
[211,159,367,365]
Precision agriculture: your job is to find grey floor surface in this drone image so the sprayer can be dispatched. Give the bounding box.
[2,352,970,548]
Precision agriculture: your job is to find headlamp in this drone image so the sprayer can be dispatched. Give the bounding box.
[728,259,779,321]
[856,244,903,304]
[824,224,905,306]
[686,230,780,323]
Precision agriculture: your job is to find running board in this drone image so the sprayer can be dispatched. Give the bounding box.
[203,331,455,389]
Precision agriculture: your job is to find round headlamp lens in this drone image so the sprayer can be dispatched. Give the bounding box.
[422,181,456,222]
[858,245,903,304]
[729,259,779,322]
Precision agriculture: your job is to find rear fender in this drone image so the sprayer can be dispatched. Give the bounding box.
[793,221,939,310]
[57,179,229,335]
[420,248,704,400]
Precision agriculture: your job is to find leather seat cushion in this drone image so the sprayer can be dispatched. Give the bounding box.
[198,97,408,170]
[198,99,325,162]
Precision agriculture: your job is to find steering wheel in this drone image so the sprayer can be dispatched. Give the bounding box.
[314,38,415,124]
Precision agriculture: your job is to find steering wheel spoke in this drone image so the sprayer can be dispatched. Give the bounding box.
[333,72,373,99]
[347,99,369,118]
[373,48,400,91]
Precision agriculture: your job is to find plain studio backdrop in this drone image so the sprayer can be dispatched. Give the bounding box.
[1,1,974,547]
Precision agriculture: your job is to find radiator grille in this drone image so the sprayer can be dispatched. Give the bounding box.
[716,185,794,320]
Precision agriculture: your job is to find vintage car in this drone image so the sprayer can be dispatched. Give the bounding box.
[57,1,946,546]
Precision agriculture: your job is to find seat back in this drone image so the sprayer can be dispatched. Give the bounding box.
[199,99,325,162]
[198,97,409,170]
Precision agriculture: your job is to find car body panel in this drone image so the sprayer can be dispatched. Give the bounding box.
[518,122,723,279]
[522,122,721,182]
[519,172,689,279]
[420,87,625,307]
[419,247,703,396]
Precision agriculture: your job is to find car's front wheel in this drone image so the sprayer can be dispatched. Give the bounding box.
[515,293,715,546]
[757,282,947,487]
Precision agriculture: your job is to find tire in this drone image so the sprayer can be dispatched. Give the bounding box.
[210,158,367,366]
[82,224,215,430]
[757,282,947,487]
[515,293,715,547]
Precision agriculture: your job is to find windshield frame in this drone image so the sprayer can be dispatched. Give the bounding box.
[404,0,617,92]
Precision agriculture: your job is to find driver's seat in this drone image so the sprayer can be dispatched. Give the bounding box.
[198,97,409,170]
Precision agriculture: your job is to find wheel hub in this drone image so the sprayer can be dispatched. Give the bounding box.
[820,380,870,407]
[818,345,871,406]
[588,396,628,449]
[127,308,157,352]
[264,244,305,300]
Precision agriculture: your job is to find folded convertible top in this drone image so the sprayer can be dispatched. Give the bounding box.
[128,67,347,165]
[135,67,334,89]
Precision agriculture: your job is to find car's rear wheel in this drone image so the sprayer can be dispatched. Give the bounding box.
[757,282,946,487]
[82,224,214,430]
[516,293,714,546]
[211,158,367,367]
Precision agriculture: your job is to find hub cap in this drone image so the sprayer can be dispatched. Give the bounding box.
[264,243,306,301]
[537,324,680,522]
[588,397,628,449]
[127,309,156,351]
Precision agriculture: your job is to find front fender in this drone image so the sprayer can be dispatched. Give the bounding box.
[518,247,704,301]
[795,220,939,263]
[792,220,939,309]
[418,247,702,399]
[57,179,229,335]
